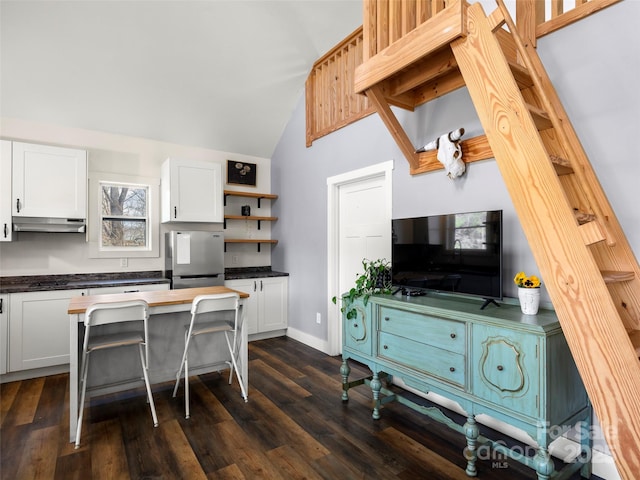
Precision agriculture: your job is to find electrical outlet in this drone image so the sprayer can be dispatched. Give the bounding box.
[316,312,322,324]
[120,258,128,268]
[232,255,239,265]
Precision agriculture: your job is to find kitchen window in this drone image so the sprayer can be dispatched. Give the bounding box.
[88,173,159,258]
[101,183,148,248]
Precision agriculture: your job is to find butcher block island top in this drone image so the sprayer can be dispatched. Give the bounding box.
[68,285,249,314]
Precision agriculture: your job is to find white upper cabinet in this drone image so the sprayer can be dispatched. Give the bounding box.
[161,158,223,223]
[0,140,12,241]
[12,142,87,219]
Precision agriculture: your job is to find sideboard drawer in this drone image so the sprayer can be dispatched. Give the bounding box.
[378,331,466,387]
[379,306,466,354]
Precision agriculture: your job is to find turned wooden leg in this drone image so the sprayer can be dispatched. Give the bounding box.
[534,447,554,480]
[463,414,479,477]
[340,359,351,402]
[371,372,382,420]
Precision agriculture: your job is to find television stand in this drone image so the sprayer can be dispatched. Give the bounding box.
[480,298,500,310]
[340,294,592,479]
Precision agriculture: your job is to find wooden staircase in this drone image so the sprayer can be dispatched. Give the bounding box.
[354,0,640,477]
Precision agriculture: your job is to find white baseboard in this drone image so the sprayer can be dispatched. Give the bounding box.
[249,329,288,342]
[286,327,330,354]
[1,364,69,383]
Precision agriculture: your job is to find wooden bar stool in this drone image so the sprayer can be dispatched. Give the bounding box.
[75,299,158,448]
[173,292,248,418]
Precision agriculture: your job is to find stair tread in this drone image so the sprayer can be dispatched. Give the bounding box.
[526,103,553,130]
[602,270,635,283]
[550,155,574,175]
[573,209,596,225]
[579,221,607,246]
[508,61,534,89]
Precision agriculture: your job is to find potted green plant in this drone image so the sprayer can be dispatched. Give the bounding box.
[332,258,392,319]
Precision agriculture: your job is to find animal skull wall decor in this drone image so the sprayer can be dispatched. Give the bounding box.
[416,128,466,179]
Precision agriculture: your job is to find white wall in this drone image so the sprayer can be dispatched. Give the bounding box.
[0,118,272,276]
[271,0,640,342]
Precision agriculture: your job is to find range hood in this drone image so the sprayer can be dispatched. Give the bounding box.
[13,217,86,233]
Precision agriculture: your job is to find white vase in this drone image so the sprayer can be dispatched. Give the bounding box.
[518,287,540,315]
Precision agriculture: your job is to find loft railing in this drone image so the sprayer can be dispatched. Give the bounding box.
[360,0,448,63]
[530,0,622,38]
[305,0,621,147]
[305,27,373,147]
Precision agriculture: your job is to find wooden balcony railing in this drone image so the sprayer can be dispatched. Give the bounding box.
[305,27,374,147]
[305,0,621,147]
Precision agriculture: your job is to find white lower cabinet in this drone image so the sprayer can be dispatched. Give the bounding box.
[0,294,8,374]
[258,277,288,332]
[5,283,169,375]
[9,289,87,372]
[225,276,288,336]
[225,278,260,334]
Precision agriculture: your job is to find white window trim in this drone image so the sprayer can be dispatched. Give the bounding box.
[88,172,160,259]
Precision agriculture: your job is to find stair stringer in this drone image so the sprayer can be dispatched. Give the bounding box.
[449,3,640,478]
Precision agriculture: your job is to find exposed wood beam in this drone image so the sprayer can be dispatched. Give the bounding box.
[387,47,458,97]
[412,69,467,106]
[365,85,419,170]
[411,134,493,175]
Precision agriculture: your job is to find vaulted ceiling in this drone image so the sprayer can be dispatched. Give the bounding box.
[0,1,363,158]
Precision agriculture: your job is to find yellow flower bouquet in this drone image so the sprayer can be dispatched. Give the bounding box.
[514,272,541,288]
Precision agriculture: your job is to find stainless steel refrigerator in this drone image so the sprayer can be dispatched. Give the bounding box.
[165,230,225,289]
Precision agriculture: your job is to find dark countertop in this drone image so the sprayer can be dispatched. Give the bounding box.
[224,267,289,280]
[1,267,289,293]
[0,271,170,294]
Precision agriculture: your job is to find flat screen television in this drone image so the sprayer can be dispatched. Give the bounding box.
[392,210,503,306]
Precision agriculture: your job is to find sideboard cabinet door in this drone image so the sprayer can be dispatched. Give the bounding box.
[472,323,540,418]
[343,298,373,356]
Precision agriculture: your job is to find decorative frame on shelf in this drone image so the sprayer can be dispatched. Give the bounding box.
[227,160,257,186]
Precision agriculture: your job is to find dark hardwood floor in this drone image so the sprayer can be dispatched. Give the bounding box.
[1,336,599,479]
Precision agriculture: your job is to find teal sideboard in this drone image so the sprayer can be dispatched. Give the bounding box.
[340,293,592,479]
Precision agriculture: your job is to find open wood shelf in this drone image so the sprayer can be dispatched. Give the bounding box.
[223,214,278,230]
[223,190,278,249]
[224,238,278,252]
[224,215,277,221]
[223,190,278,200]
[224,190,278,208]
[224,239,278,244]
